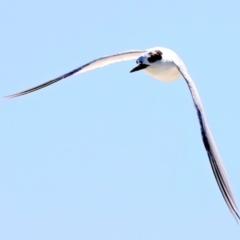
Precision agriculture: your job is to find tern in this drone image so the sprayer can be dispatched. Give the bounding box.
[5,47,239,221]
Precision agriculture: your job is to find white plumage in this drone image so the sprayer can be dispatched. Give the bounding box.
[5,47,239,222]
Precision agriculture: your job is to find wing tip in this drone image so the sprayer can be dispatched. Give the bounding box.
[3,95,13,100]
[4,93,21,99]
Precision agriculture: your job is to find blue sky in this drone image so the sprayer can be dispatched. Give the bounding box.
[1,0,240,239]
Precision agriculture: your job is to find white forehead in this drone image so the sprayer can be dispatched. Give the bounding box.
[137,56,145,62]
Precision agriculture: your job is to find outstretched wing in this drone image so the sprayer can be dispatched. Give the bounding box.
[174,58,240,222]
[5,50,146,98]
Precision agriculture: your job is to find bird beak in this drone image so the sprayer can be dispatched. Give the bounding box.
[130,63,149,73]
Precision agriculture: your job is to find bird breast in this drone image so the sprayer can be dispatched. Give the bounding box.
[144,61,181,82]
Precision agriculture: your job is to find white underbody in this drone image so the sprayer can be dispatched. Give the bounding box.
[144,61,181,82]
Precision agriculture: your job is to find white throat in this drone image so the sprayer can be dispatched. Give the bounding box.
[144,61,181,82]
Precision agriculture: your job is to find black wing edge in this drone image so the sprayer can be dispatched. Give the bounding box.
[4,67,82,99]
[175,61,240,222]
[4,50,145,99]
[197,106,240,223]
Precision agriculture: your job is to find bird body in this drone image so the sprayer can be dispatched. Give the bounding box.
[5,47,239,222]
[144,62,181,81]
[145,48,182,81]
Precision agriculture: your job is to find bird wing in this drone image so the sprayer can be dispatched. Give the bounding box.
[5,50,146,98]
[173,58,240,222]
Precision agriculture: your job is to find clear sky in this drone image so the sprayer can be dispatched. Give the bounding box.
[1,0,240,239]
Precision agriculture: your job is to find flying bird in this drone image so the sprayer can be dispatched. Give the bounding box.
[5,47,239,221]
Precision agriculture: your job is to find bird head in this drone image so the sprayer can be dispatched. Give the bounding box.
[130,50,163,73]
